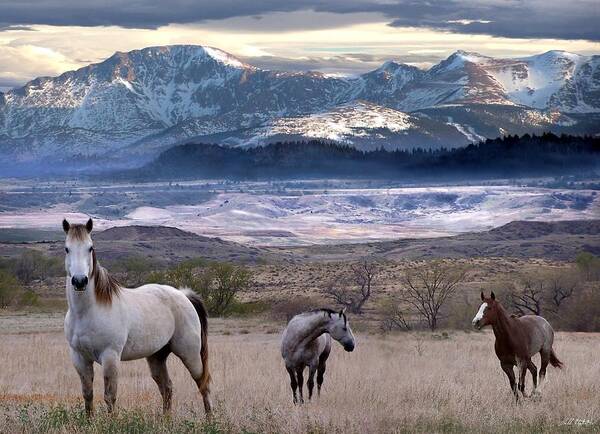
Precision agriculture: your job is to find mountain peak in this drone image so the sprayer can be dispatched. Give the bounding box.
[448,50,488,62]
[428,50,489,74]
[532,50,583,62]
[376,60,421,74]
[379,60,402,70]
[107,44,252,69]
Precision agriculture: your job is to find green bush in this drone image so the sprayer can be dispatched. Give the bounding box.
[576,252,600,281]
[146,259,252,316]
[0,269,21,307]
[20,289,40,307]
[205,262,251,315]
[120,255,160,286]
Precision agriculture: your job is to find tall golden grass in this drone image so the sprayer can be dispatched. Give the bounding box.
[1,325,599,433]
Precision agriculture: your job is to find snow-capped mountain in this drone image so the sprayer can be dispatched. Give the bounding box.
[0,45,598,165]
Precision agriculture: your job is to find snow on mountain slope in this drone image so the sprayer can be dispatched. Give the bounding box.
[395,50,600,112]
[265,101,414,141]
[482,51,598,112]
[0,45,599,164]
[191,101,472,150]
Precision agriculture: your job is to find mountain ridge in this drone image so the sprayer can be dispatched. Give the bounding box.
[1,44,599,167]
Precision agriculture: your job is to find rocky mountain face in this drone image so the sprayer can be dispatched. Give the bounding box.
[0,45,598,166]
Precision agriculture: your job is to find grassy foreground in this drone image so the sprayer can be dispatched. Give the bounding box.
[1,324,599,433]
[3,403,599,434]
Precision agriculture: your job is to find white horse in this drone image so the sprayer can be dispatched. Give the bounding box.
[62,218,212,416]
[281,308,355,403]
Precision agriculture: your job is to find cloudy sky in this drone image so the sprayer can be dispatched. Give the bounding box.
[1,0,599,91]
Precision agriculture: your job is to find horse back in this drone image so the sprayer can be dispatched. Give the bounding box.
[516,315,555,356]
[119,284,200,360]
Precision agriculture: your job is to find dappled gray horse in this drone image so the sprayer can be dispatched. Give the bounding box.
[63,218,212,416]
[281,308,355,403]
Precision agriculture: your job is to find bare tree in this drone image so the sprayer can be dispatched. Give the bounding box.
[508,269,581,317]
[397,261,466,331]
[325,259,378,314]
[546,270,579,312]
[509,276,544,316]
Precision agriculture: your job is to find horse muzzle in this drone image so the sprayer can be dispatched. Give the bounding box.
[472,320,482,330]
[343,341,355,352]
[71,275,89,291]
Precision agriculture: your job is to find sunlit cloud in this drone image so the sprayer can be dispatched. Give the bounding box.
[0,9,599,91]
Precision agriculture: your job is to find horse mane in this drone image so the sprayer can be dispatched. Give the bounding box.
[308,308,337,315]
[494,301,530,359]
[303,308,346,324]
[68,224,90,241]
[91,249,120,304]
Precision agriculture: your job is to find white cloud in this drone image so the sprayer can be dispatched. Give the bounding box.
[0,12,599,90]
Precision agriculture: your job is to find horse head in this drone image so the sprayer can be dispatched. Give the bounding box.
[472,291,499,330]
[328,308,355,352]
[63,218,94,291]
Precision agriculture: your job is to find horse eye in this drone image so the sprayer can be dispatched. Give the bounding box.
[343,327,348,331]
[65,247,69,254]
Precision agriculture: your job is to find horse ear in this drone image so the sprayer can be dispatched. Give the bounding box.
[62,219,70,233]
[481,291,485,301]
[491,291,496,300]
[86,218,93,233]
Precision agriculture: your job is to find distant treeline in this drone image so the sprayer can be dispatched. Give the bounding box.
[124,133,600,181]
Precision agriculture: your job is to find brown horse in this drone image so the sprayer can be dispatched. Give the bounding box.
[472,291,563,400]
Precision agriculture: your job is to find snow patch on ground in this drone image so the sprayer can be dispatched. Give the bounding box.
[1,184,598,246]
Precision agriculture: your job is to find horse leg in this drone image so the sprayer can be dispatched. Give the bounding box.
[178,351,212,415]
[287,367,298,404]
[539,351,550,390]
[501,362,518,401]
[147,350,173,415]
[295,367,305,404]
[517,360,528,398]
[316,345,330,397]
[526,358,538,396]
[307,365,317,400]
[100,350,120,413]
[71,351,94,417]
[316,361,326,396]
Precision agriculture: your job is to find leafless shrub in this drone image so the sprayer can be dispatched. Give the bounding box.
[270,297,317,322]
[413,334,424,356]
[397,261,467,331]
[325,259,378,314]
[546,269,580,312]
[509,276,544,316]
[380,302,414,332]
[11,250,62,284]
[509,269,581,316]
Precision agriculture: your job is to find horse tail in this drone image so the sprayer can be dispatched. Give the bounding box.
[182,288,211,393]
[549,349,564,369]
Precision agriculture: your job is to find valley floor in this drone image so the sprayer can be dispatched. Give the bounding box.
[1,179,598,246]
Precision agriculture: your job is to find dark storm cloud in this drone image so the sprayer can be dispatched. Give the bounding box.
[385,1,600,41]
[0,0,598,41]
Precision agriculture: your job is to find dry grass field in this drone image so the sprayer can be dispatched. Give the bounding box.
[1,315,599,433]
